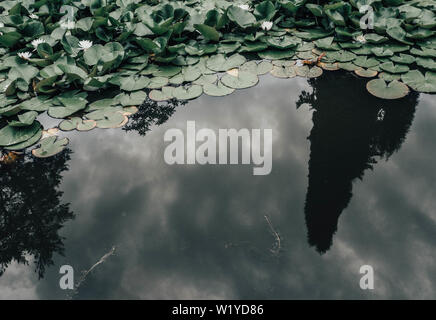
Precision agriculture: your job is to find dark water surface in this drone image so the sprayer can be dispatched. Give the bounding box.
[1,71,435,299]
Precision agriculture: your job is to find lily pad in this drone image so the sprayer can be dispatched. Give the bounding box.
[32,136,69,158]
[366,79,409,99]
[173,84,203,100]
[401,70,436,93]
[270,65,297,78]
[206,53,247,72]
[221,71,259,89]
[295,65,323,78]
[203,81,235,96]
[379,62,410,74]
[355,68,378,78]
[0,121,41,147]
[5,129,42,151]
[240,61,273,75]
[149,86,175,102]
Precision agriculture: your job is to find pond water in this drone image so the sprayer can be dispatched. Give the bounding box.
[1,71,435,299]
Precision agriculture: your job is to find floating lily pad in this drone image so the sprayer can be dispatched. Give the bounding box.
[338,62,360,71]
[0,121,41,147]
[318,62,339,71]
[59,117,81,131]
[5,128,42,151]
[32,136,69,158]
[258,49,295,60]
[221,71,259,89]
[295,65,323,78]
[416,57,436,71]
[48,97,87,119]
[401,70,436,93]
[270,65,296,78]
[240,61,273,75]
[206,53,247,72]
[353,56,380,68]
[355,68,378,78]
[8,111,38,127]
[173,84,203,100]
[379,72,402,81]
[366,79,409,99]
[77,119,97,131]
[390,53,415,64]
[146,76,169,89]
[203,81,235,96]
[379,62,410,74]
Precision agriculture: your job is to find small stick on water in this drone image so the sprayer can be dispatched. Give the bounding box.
[264,215,281,255]
[70,246,116,298]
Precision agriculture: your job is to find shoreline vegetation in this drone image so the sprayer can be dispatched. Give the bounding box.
[0,0,435,158]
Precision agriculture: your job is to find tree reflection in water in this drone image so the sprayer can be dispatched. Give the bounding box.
[297,71,419,253]
[0,150,74,279]
[123,97,186,136]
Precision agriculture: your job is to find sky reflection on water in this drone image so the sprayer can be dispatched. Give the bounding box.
[1,72,435,299]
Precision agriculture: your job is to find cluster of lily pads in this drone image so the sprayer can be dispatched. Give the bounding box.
[0,0,435,158]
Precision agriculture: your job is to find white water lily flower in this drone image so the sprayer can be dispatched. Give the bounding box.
[356,35,366,44]
[78,40,93,50]
[261,21,273,31]
[29,13,39,19]
[238,4,250,10]
[18,52,32,60]
[31,38,46,48]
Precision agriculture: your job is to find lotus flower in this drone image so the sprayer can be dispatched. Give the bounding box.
[238,4,250,10]
[78,40,93,50]
[261,21,273,31]
[31,38,46,48]
[356,35,366,44]
[18,52,32,60]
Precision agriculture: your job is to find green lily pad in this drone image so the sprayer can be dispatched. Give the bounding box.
[270,65,296,78]
[152,65,182,77]
[258,49,295,60]
[401,70,436,93]
[353,56,380,68]
[5,128,42,151]
[146,76,169,89]
[119,76,150,91]
[366,79,409,99]
[0,121,41,146]
[416,57,436,71]
[173,84,203,100]
[390,53,415,64]
[206,53,247,72]
[221,71,259,89]
[149,86,175,102]
[59,117,81,131]
[203,81,235,96]
[193,74,218,85]
[355,68,378,78]
[8,111,38,127]
[77,119,97,131]
[32,136,69,158]
[379,72,402,81]
[379,62,410,74]
[295,65,323,78]
[338,62,360,71]
[266,36,300,49]
[240,61,273,75]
